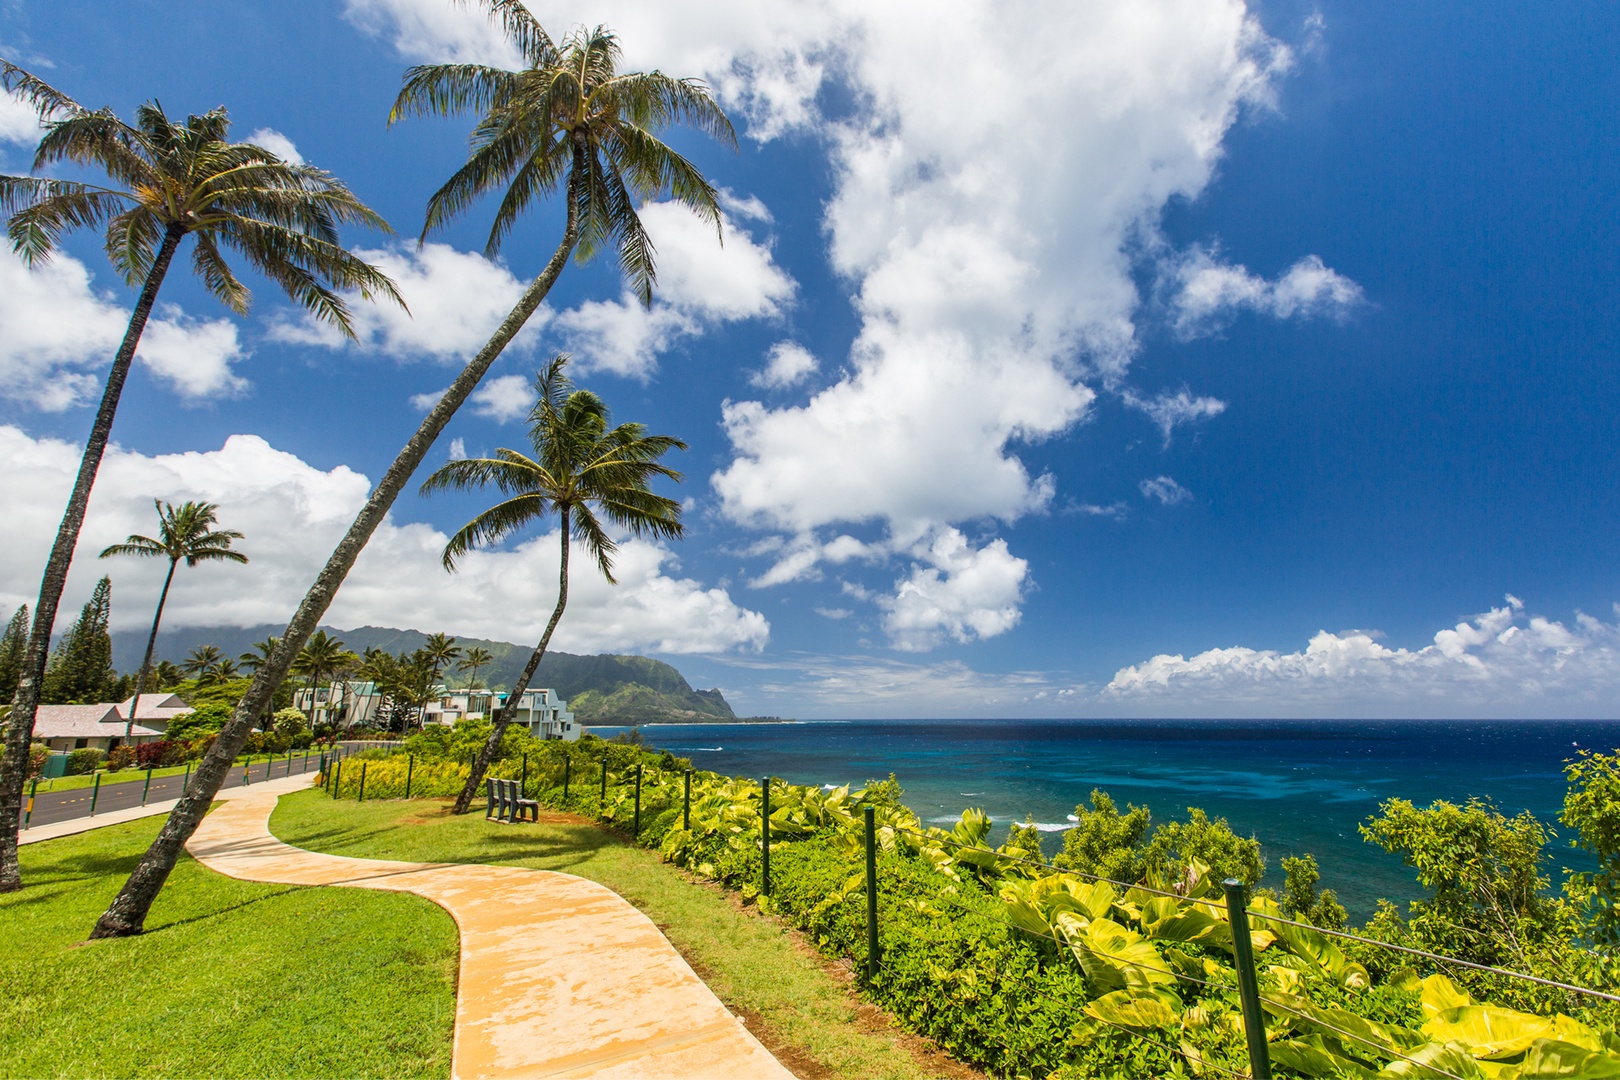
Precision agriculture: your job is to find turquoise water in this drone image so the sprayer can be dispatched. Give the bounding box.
[594,718,1620,919]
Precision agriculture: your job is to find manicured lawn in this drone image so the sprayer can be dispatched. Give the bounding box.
[0,814,457,1079]
[273,790,971,1080]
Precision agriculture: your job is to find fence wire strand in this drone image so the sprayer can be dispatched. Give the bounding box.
[1255,993,1471,1080]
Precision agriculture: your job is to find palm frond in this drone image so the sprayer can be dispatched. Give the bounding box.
[6,183,130,263]
[390,63,521,123]
[0,61,84,119]
[189,231,251,314]
[441,491,552,570]
[569,503,619,582]
[98,537,167,560]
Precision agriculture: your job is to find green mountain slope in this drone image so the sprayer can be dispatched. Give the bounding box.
[113,623,738,724]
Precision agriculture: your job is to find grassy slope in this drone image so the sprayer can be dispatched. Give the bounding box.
[0,815,457,1079]
[272,791,956,1080]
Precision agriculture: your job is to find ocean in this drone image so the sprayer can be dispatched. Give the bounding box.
[590,718,1620,919]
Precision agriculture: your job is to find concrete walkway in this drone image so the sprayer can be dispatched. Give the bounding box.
[187,783,796,1080]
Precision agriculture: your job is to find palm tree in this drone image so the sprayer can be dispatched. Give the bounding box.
[458,646,494,691]
[239,637,280,676]
[92,6,733,938]
[418,633,462,730]
[0,64,402,896]
[99,500,247,740]
[291,631,352,725]
[180,646,225,681]
[423,355,685,814]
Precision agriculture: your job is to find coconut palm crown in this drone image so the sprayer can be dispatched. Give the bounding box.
[422,353,686,812]
[0,61,403,324]
[389,8,735,305]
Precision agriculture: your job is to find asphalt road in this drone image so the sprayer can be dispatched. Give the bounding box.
[17,746,363,830]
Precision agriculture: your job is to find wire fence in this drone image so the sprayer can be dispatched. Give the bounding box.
[317,756,1620,1080]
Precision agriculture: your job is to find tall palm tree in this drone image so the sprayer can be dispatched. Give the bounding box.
[0,64,402,896]
[92,7,734,937]
[238,637,280,676]
[423,355,685,814]
[458,646,494,691]
[99,500,247,740]
[291,631,352,724]
[418,632,462,730]
[180,646,225,680]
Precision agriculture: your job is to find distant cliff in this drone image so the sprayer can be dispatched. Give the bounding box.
[113,623,738,725]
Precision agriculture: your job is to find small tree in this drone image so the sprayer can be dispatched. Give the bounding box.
[0,606,26,704]
[457,646,493,691]
[271,707,309,742]
[40,577,115,705]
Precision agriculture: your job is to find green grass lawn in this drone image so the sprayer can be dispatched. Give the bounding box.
[273,790,971,1080]
[0,814,457,1079]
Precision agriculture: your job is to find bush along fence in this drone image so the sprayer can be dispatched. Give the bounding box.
[317,738,1620,1080]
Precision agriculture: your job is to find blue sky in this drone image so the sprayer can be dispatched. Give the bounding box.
[2,0,1618,718]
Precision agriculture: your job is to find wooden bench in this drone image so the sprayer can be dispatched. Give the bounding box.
[485,777,538,823]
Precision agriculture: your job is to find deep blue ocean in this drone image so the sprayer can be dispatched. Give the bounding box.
[590,718,1620,920]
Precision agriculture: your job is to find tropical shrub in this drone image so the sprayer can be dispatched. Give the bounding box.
[321,737,1620,1078]
[134,740,182,768]
[165,701,230,743]
[272,707,309,742]
[66,748,103,775]
[26,742,49,780]
[106,745,135,772]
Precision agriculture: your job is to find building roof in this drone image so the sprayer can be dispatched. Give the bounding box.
[119,693,192,720]
[32,704,163,740]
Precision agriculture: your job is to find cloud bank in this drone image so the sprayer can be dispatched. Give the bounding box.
[0,426,768,655]
[1106,597,1620,717]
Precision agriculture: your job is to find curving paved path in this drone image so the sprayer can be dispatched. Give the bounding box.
[188,783,796,1079]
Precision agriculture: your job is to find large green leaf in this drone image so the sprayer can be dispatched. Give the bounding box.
[1272,1034,1377,1078]
[1375,1041,1487,1079]
[1420,974,1474,1019]
[1059,914,1177,995]
[1084,990,1181,1030]
[1508,1038,1620,1078]
[1423,1006,1559,1060]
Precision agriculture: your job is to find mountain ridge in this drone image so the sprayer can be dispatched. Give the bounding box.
[109,623,739,724]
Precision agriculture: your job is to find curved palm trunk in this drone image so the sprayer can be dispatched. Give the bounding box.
[124,558,179,742]
[0,222,185,894]
[452,508,569,814]
[89,169,585,938]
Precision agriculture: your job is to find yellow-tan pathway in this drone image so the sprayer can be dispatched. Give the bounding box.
[188,783,796,1080]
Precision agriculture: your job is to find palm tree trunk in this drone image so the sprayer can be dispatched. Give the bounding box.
[0,222,185,894]
[124,558,178,742]
[452,508,569,815]
[89,168,585,938]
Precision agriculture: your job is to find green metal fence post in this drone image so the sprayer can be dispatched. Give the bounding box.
[333,760,342,798]
[286,749,293,777]
[633,764,643,836]
[358,762,368,803]
[865,805,880,979]
[1224,878,1272,1080]
[89,773,101,816]
[761,776,771,897]
[141,767,153,806]
[24,776,38,829]
[242,759,250,786]
[405,754,415,800]
[683,768,692,831]
[303,750,310,773]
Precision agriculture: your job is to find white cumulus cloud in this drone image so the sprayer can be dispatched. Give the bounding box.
[750,341,818,389]
[268,242,542,362]
[1138,476,1191,506]
[0,90,44,146]
[0,249,248,408]
[1105,597,1620,717]
[1124,387,1227,446]
[1168,247,1363,339]
[553,201,794,379]
[410,372,533,423]
[0,426,769,655]
[246,127,304,165]
[880,528,1028,652]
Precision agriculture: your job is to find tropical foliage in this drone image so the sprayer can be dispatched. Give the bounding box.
[328,735,1620,1079]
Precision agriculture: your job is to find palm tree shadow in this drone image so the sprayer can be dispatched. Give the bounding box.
[139,885,311,936]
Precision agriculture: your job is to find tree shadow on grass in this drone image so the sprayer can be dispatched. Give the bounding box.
[138,885,311,936]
